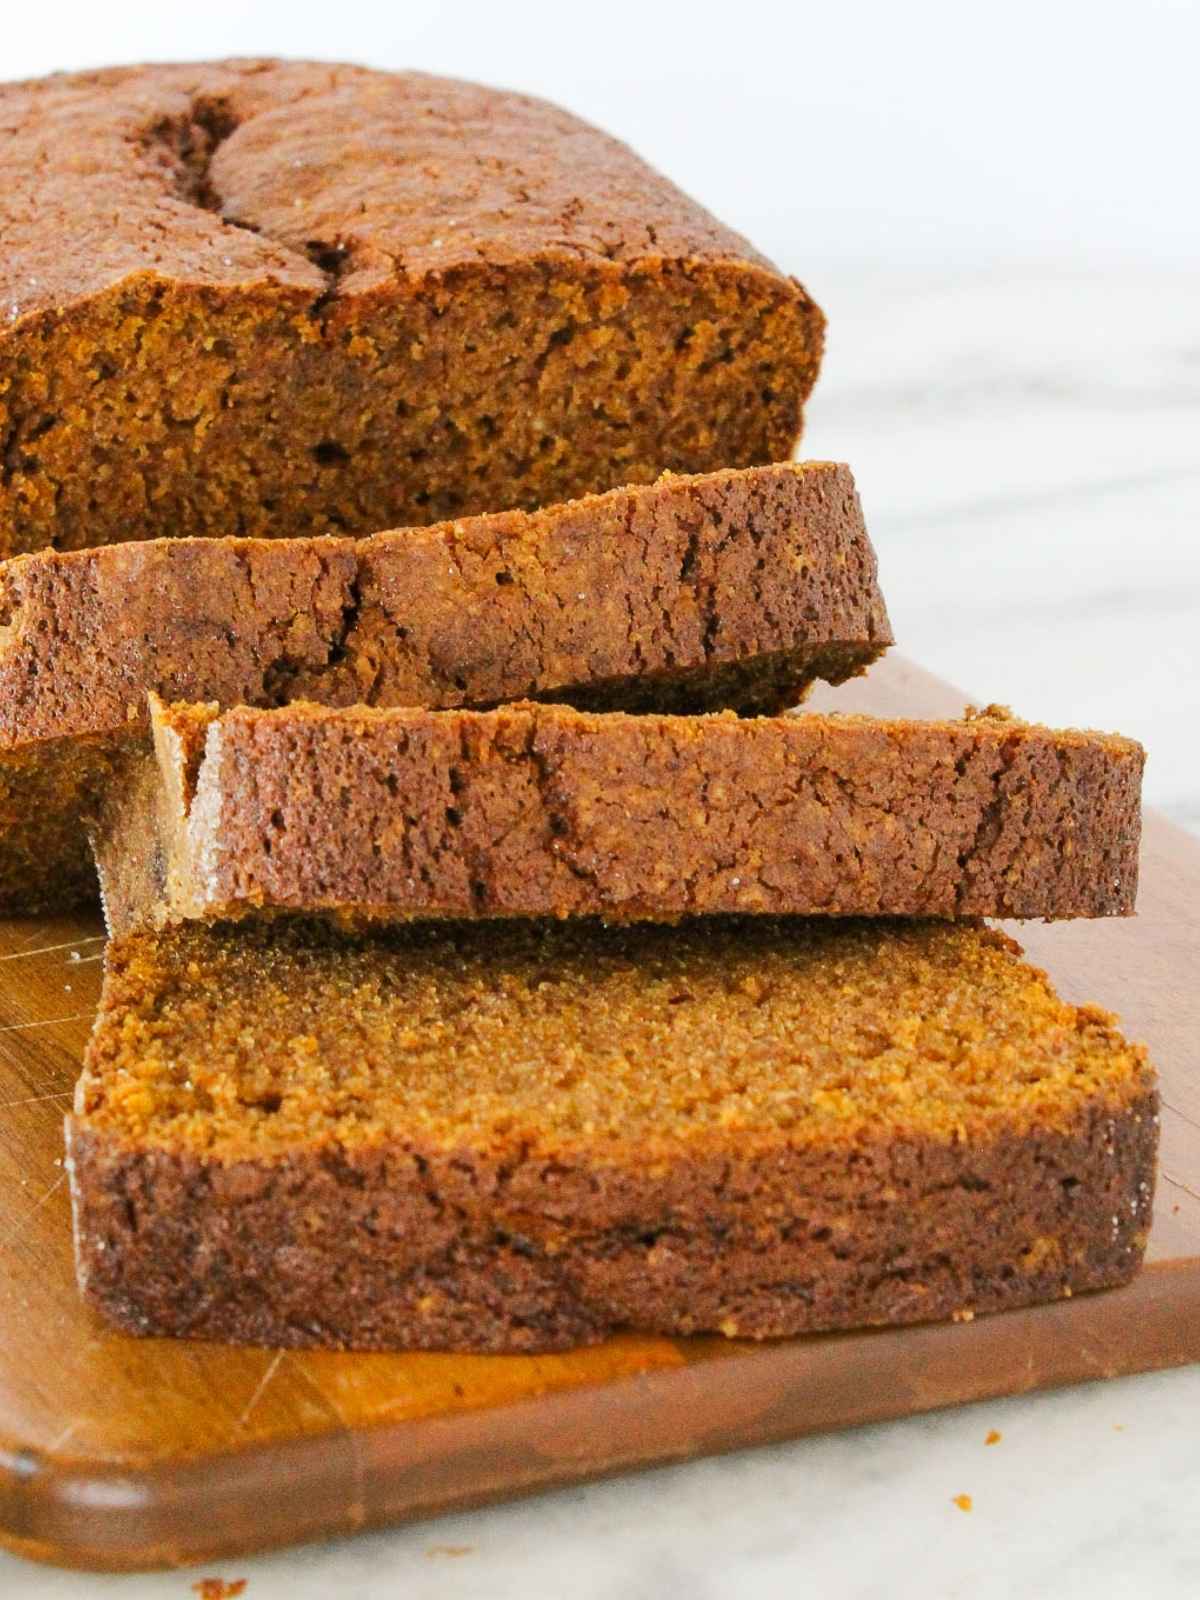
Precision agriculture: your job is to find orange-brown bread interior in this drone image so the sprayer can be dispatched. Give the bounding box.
[68,917,1157,1351]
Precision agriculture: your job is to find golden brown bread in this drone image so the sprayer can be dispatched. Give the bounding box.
[68,917,1158,1351]
[0,462,889,913]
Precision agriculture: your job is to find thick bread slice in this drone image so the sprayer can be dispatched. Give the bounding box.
[93,697,1143,933]
[67,917,1157,1352]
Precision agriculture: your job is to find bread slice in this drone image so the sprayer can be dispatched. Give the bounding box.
[96,697,1143,935]
[66,916,1157,1352]
[0,461,889,914]
[0,61,823,558]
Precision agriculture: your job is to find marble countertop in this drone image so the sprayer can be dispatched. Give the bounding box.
[5,266,1199,1598]
[804,266,1200,838]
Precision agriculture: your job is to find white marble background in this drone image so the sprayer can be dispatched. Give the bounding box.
[806,266,1200,837]
[5,2,1200,1595]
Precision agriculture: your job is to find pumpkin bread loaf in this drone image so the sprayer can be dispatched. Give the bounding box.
[95,698,1143,934]
[67,916,1157,1352]
[0,60,823,558]
[0,461,889,913]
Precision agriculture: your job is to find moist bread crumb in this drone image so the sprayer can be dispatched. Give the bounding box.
[67,917,1157,1352]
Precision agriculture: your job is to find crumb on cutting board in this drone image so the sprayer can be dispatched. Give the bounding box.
[985,1429,1002,1445]
[952,1493,973,1512]
[192,1580,246,1599]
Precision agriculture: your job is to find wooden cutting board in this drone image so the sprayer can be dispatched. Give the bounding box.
[1,656,1197,1572]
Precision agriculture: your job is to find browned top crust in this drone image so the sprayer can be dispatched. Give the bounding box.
[94,698,1144,934]
[1,58,783,323]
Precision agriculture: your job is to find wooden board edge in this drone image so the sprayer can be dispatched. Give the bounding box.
[4,1257,1199,1573]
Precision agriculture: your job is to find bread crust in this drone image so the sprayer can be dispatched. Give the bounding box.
[68,1103,1157,1352]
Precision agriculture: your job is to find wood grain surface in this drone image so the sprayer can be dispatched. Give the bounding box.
[0,656,1196,1572]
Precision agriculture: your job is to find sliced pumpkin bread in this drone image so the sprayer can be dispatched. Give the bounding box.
[67,916,1157,1352]
[94,697,1143,934]
[0,461,888,912]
